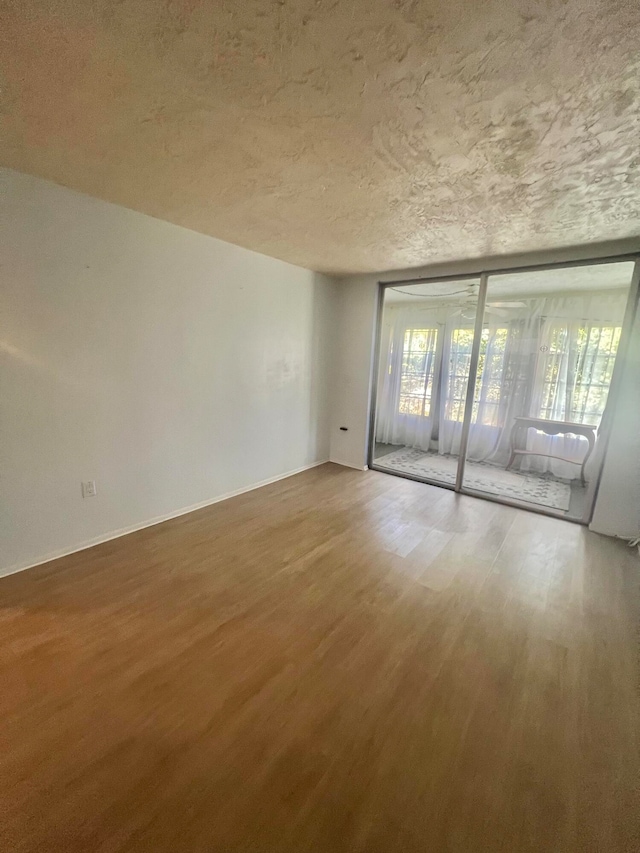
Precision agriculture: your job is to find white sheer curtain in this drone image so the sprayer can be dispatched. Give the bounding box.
[436,322,469,456]
[436,308,542,462]
[375,306,440,451]
[520,293,627,478]
[467,308,542,464]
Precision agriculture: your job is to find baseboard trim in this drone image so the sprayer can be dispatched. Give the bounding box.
[1,459,329,580]
[588,523,640,543]
[329,457,368,471]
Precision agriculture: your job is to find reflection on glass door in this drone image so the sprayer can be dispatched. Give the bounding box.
[371,279,480,488]
[460,261,636,520]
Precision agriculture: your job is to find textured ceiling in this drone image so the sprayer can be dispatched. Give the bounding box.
[1,0,639,274]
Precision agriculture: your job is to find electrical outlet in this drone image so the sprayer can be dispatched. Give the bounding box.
[82,480,97,498]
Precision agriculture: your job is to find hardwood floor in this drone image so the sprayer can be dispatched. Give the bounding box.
[1,463,638,852]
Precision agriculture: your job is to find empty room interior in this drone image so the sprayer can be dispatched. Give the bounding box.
[1,2,639,852]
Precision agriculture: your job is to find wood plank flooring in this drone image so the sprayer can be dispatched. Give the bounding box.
[0,463,638,852]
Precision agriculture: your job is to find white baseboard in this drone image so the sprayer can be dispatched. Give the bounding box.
[1,459,329,580]
[329,457,368,471]
[588,522,640,544]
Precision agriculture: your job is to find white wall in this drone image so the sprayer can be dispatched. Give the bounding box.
[591,299,640,538]
[0,169,338,575]
[329,278,379,469]
[329,246,640,538]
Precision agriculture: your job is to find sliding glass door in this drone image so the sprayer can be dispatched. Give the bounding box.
[370,257,639,522]
[371,277,481,489]
[460,262,637,520]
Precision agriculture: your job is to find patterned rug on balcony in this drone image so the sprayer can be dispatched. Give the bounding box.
[375,447,571,511]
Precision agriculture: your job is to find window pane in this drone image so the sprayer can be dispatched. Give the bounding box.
[399,396,423,415]
[535,322,621,425]
[397,328,438,418]
[405,353,426,374]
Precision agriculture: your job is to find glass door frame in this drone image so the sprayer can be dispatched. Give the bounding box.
[367,253,640,525]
